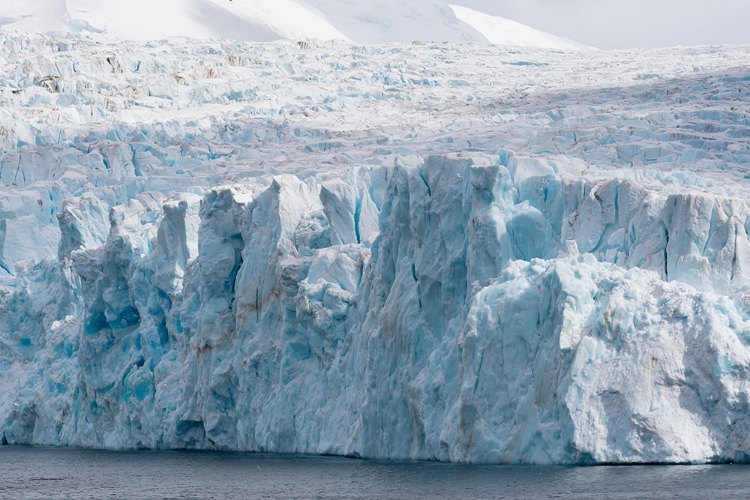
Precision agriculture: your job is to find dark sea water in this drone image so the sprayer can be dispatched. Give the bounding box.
[1,447,749,499]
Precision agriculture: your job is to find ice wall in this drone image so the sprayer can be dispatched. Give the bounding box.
[3,153,750,464]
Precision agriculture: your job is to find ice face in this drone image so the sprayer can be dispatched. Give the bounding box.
[1,33,750,464]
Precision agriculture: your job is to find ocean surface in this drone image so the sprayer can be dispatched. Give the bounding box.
[0,446,749,499]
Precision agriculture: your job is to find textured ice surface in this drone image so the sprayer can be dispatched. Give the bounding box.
[1,33,750,464]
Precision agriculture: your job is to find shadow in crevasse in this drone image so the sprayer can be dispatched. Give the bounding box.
[468,66,750,169]
[482,66,750,114]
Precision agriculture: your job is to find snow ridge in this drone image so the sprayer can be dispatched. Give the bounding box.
[449,4,591,50]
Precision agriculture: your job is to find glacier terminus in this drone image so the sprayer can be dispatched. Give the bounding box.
[0,30,750,465]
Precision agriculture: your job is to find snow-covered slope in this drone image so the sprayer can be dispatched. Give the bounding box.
[1,32,750,464]
[449,4,590,50]
[0,0,349,42]
[0,0,588,48]
[301,0,483,43]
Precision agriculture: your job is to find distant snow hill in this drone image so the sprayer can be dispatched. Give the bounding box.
[448,4,589,50]
[0,0,593,49]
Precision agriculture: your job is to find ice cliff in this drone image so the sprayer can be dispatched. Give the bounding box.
[1,32,750,464]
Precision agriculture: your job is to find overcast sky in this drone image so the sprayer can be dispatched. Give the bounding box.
[454,0,750,49]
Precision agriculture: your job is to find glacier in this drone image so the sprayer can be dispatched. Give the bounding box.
[1,31,750,464]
